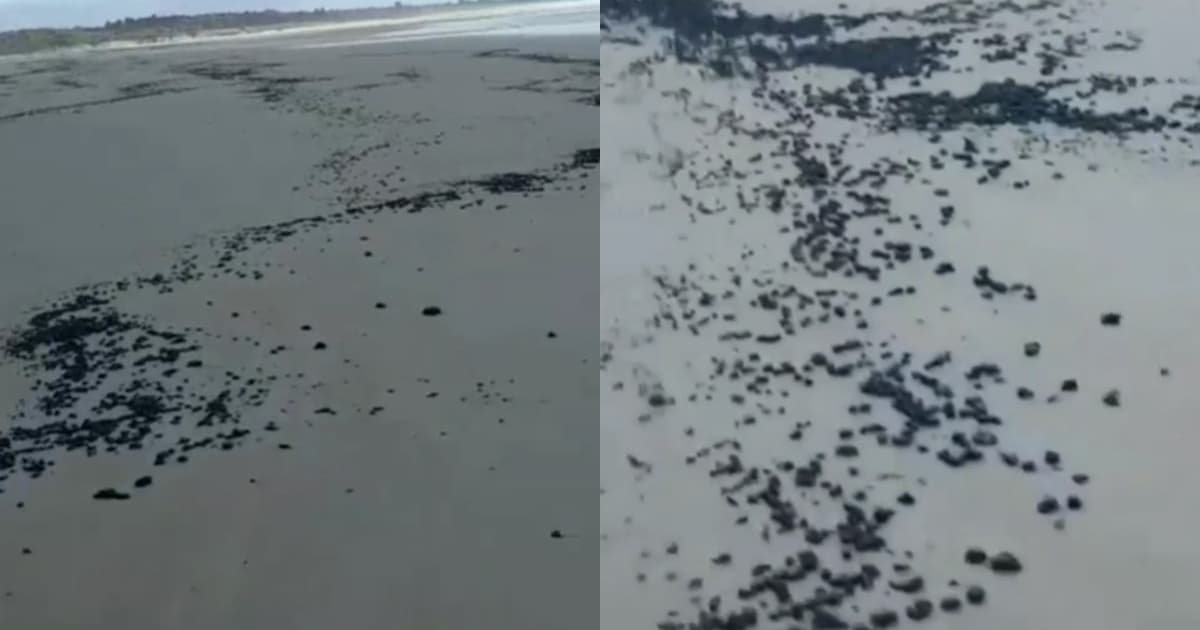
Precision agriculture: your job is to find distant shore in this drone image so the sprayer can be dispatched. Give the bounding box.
[0,0,580,58]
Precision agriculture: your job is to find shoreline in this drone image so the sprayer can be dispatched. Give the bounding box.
[0,0,596,61]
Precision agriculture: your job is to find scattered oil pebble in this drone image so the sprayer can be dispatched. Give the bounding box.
[988,552,1023,574]
[889,575,924,593]
[868,609,899,628]
[906,599,934,621]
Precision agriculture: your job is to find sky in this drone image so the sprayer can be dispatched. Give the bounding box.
[0,0,444,30]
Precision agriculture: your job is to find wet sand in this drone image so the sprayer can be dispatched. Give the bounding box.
[0,18,597,630]
[601,1,1200,629]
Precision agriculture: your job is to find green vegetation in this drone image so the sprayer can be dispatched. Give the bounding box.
[0,0,542,56]
[0,29,103,55]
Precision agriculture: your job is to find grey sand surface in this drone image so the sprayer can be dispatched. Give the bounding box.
[0,24,597,630]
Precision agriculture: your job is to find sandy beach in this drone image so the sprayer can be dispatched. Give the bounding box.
[0,5,597,629]
[601,1,1200,629]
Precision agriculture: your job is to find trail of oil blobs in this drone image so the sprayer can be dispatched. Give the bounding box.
[601,0,1196,628]
[0,291,275,500]
[0,146,599,502]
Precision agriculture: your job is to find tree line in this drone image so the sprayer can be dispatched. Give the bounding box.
[0,0,534,56]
